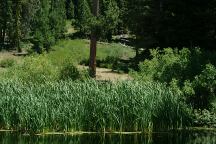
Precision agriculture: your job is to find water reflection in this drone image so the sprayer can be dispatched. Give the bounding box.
[0,131,216,144]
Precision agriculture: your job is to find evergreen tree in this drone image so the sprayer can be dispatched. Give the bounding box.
[21,0,40,39]
[0,0,13,49]
[126,0,216,49]
[73,0,120,40]
[65,0,75,19]
[74,0,92,35]
[31,0,66,53]
[31,0,53,53]
[50,0,66,39]
[102,0,120,41]
[113,0,127,34]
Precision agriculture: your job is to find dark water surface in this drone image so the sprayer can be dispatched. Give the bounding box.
[0,131,216,144]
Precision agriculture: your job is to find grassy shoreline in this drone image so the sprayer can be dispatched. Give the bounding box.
[1,127,216,136]
[0,80,191,133]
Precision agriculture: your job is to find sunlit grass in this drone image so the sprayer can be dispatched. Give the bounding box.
[0,80,192,133]
[49,39,135,66]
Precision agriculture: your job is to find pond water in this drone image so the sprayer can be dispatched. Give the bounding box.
[0,130,216,144]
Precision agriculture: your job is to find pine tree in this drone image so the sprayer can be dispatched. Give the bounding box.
[0,0,13,49]
[102,0,120,41]
[21,0,40,38]
[115,0,127,34]
[31,0,66,53]
[66,0,75,19]
[31,0,52,53]
[74,0,92,34]
[50,0,66,39]
[126,0,216,49]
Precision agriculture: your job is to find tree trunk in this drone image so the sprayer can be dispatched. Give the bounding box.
[15,0,22,53]
[89,0,99,78]
[2,19,7,47]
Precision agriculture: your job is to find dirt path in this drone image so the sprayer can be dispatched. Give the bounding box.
[96,67,132,81]
[78,65,132,81]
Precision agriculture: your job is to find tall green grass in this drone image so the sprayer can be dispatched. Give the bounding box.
[0,55,89,83]
[0,80,191,133]
[49,39,135,66]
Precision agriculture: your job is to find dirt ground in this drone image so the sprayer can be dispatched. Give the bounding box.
[96,67,132,81]
[78,65,132,81]
[0,52,17,61]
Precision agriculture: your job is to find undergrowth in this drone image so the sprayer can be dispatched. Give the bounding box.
[0,80,192,133]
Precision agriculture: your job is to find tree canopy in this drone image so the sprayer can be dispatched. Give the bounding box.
[0,0,216,52]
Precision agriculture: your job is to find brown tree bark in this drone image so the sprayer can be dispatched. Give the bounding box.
[15,0,22,53]
[89,0,99,78]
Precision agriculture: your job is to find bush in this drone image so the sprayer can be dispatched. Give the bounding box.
[3,55,58,83]
[59,59,81,80]
[184,64,216,109]
[132,48,216,109]
[134,48,216,82]
[193,109,216,127]
[1,54,91,83]
[133,48,194,83]
[0,58,16,68]
[80,56,119,69]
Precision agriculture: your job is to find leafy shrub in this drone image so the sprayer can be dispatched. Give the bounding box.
[1,55,90,83]
[59,59,81,80]
[133,48,194,83]
[4,55,58,83]
[193,109,216,127]
[99,56,119,69]
[133,48,216,82]
[184,64,216,109]
[132,48,216,109]
[0,58,16,68]
[80,56,119,69]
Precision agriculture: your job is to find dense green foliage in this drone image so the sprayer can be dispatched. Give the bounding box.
[132,48,216,109]
[0,0,66,52]
[67,0,216,49]
[0,58,16,68]
[126,0,216,49]
[48,39,135,67]
[0,0,216,132]
[65,0,75,19]
[0,40,134,83]
[0,80,191,132]
[31,0,66,53]
[3,55,59,83]
[73,0,120,40]
[1,55,88,83]
[1,0,216,50]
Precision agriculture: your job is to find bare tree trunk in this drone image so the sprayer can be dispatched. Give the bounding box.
[15,0,22,53]
[89,0,99,78]
[1,23,6,47]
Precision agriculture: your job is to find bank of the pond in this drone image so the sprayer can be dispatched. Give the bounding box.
[32,129,216,135]
[2,127,216,136]
[0,80,192,133]
[1,129,216,144]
